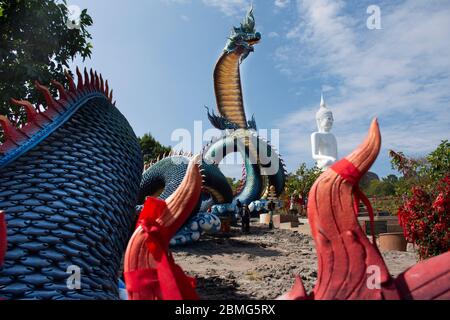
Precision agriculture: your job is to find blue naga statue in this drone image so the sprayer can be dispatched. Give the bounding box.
[0,70,143,299]
[0,7,286,299]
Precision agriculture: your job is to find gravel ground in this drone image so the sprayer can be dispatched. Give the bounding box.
[172,222,418,300]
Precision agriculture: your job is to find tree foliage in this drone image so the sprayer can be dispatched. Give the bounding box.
[138,133,171,163]
[285,163,322,199]
[365,174,398,197]
[390,140,450,196]
[0,0,93,125]
[424,140,450,181]
[226,177,242,194]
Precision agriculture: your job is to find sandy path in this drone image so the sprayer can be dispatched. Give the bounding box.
[172,223,418,300]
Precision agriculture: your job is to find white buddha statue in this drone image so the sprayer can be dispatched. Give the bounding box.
[311,94,338,170]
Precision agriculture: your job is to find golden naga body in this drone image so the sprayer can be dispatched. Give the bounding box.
[213,6,261,130]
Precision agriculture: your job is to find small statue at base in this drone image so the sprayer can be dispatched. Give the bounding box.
[311,94,338,170]
[241,204,251,233]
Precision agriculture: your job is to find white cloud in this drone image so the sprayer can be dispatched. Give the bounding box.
[180,15,190,22]
[275,0,291,9]
[202,0,249,17]
[268,31,280,38]
[275,0,450,175]
[321,84,334,92]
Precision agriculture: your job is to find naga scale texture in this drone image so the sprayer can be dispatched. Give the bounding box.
[0,69,143,299]
[0,211,5,267]
[279,119,450,300]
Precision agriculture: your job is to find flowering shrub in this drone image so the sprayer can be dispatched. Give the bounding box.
[398,175,450,260]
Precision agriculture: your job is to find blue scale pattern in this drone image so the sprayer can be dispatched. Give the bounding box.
[0,97,143,299]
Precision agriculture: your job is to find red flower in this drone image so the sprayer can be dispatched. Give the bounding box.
[433,193,445,212]
[397,175,450,260]
[433,223,444,233]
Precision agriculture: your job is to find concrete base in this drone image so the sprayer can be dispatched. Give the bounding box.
[272,214,298,228]
[279,221,300,230]
[387,224,404,233]
[259,214,270,224]
[358,216,403,235]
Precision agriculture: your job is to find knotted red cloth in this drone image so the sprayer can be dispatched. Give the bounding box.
[331,160,377,245]
[0,211,6,266]
[124,197,198,300]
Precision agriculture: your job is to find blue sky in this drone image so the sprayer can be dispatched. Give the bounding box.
[70,0,450,179]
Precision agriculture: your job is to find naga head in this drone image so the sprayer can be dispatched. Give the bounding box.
[225,6,261,61]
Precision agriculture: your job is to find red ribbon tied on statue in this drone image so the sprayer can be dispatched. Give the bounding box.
[0,211,6,267]
[125,197,198,300]
[331,160,377,245]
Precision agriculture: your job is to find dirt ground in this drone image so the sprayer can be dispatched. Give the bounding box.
[172,222,418,300]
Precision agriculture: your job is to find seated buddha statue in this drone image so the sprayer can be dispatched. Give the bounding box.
[311,94,338,170]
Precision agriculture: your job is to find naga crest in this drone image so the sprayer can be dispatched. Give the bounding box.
[224,6,261,62]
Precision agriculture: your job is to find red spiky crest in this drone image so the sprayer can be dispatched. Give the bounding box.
[0,68,115,157]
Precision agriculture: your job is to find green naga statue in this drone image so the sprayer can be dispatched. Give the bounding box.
[140,6,286,245]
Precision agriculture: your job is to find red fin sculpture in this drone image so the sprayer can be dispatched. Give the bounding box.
[280,119,450,300]
[394,252,450,300]
[124,155,203,300]
[0,67,115,156]
[0,211,6,267]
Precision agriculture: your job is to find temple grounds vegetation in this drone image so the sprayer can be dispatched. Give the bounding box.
[398,175,449,259]
[393,140,450,259]
[285,163,322,201]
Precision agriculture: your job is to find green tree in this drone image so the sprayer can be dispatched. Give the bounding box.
[424,140,450,181]
[226,177,241,193]
[390,140,450,195]
[383,174,399,184]
[365,174,398,197]
[138,133,171,163]
[0,0,93,125]
[285,163,322,199]
[366,180,394,197]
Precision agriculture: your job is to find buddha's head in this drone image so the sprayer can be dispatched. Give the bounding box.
[315,95,333,133]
